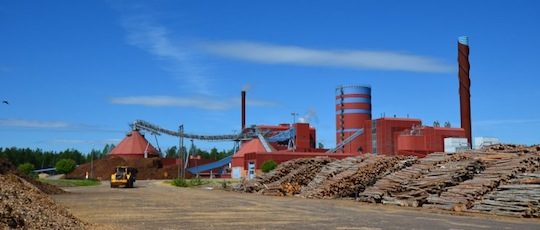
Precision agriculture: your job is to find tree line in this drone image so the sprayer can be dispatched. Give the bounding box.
[163,145,234,160]
[0,143,233,170]
[0,144,116,169]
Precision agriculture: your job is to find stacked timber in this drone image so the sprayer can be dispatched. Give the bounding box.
[482,144,540,154]
[380,158,485,207]
[304,155,417,199]
[358,152,471,203]
[471,173,540,217]
[261,157,334,196]
[424,153,540,211]
[237,157,334,194]
[299,156,367,196]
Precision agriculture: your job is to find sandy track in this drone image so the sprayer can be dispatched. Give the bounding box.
[53,180,540,230]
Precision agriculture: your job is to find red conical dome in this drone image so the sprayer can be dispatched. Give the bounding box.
[110,130,159,158]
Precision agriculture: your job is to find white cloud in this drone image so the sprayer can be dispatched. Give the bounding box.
[120,13,211,95]
[110,95,276,110]
[201,41,453,73]
[0,119,70,129]
[475,119,540,126]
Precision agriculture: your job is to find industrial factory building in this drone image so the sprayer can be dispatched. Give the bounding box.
[231,85,468,178]
[231,36,472,178]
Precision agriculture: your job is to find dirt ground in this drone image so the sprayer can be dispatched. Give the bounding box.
[53,180,540,230]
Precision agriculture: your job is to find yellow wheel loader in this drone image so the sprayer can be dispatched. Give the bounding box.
[110,166,138,188]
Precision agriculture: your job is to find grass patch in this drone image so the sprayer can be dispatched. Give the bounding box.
[167,178,241,188]
[39,178,101,187]
[168,178,210,187]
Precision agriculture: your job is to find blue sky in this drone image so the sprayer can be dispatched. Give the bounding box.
[1,0,539,153]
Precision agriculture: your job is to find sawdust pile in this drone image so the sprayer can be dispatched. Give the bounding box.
[0,158,87,229]
[67,156,190,180]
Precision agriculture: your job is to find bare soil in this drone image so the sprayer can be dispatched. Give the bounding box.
[53,180,540,230]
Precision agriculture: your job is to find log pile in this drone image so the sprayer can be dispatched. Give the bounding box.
[260,157,334,196]
[380,158,485,207]
[304,155,417,199]
[423,153,540,211]
[235,147,540,218]
[237,157,334,194]
[299,156,367,196]
[358,153,472,203]
[471,173,540,217]
[482,144,540,154]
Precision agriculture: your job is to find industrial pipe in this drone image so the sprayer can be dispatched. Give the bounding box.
[241,90,246,131]
[458,36,472,145]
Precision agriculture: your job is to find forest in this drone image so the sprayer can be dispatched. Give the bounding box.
[0,143,233,169]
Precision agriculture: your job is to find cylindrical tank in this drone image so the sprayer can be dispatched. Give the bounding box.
[335,85,371,153]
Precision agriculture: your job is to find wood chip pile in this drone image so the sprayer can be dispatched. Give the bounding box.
[67,156,188,180]
[0,158,88,229]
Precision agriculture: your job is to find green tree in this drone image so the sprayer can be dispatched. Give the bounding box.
[209,147,219,160]
[17,162,35,175]
[261,160,278,173]
[165,146,178,158]
[55,159,77,174]
[0,147,89,168]
[99,143,115,159]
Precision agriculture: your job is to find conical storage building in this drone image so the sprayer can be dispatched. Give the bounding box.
[109,130,160,158]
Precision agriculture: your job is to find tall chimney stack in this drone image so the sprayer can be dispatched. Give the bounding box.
[241,90,246,131]
[458,36,472,145]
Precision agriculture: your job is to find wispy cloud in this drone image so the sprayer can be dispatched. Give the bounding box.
[0,118,123,133]
[475,119,540,126]
[201,41,453,73]
[119,9,211,95]
[0,119,70,129]
[110,95,276,110]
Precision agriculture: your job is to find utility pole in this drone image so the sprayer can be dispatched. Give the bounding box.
[178,125,184,179]
[191,140,198,178]
[289,112,298,151]
[90,151,94,178]
[291,112,298,125]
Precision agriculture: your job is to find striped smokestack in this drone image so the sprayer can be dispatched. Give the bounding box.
[458,36,472,145]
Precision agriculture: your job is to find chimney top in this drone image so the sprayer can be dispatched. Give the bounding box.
[458,36,469,45]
